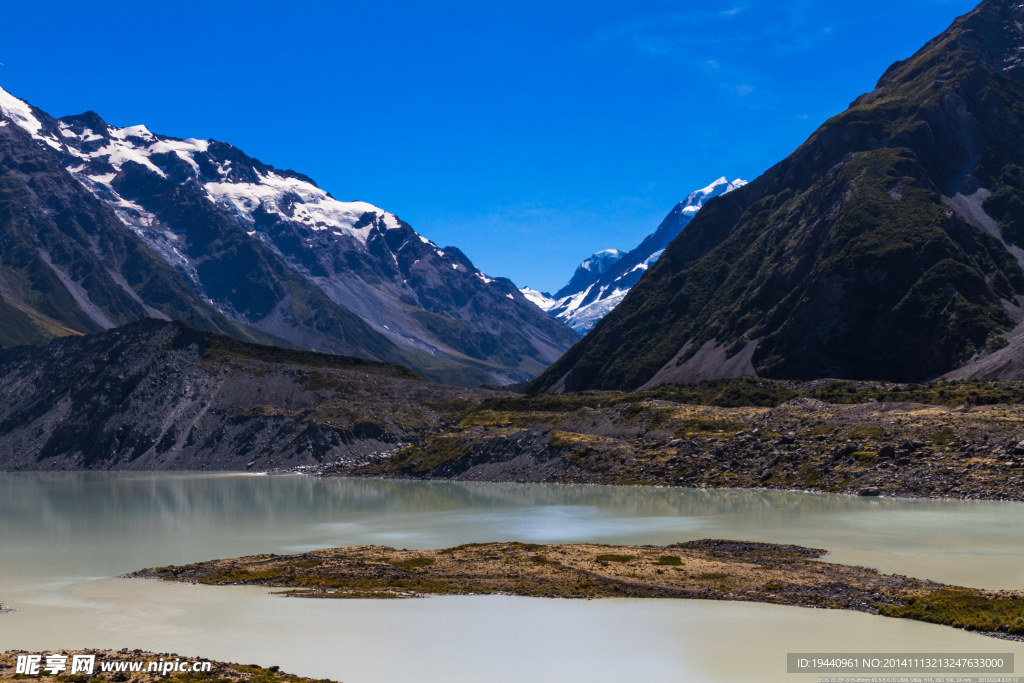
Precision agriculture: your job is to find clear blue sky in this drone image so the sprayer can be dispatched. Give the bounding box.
[0,0,978,293]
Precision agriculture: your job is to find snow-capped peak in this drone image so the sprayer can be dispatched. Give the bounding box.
[579,248,625,273]
[679,176,747,215]
[0,86,66,151]
[520,287,557,311]
[700,176,730,193]
[0,81,433,256]
[540,176,747,334]
[52,110,405,247]
[0,86,43,136]
[110,124,156,141]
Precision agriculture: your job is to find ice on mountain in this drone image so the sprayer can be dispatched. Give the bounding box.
[112,124,155,141]
[536,177,747,333]
[0,86,44,136]
[519,287,557,311]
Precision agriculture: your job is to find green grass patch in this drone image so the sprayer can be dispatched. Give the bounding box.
[931,426,958,445]
[171,325,423,380]
[595,554,633,563]
[292,558,323,569]
[507,378,1024,411]
[389,556,436,570]
[675,416,745,437]
[202,566,288,583]
[383,436,475,474]
[880,588,1024,634]
[549,431,614,449]
[459,410,561,428]
[852,450,879,465]
[848,425,885,440]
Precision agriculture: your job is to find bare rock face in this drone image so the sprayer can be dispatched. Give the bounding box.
[0,320,490,471]
[531,0,1024,392]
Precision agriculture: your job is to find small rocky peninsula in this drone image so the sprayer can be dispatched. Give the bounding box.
[130,540,1024,641]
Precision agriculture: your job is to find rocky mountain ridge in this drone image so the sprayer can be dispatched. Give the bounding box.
[0,86,576,387]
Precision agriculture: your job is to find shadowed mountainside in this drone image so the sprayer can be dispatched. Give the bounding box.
[0,319,492,471]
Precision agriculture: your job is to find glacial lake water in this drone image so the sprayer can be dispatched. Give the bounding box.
[2,473,1024,682]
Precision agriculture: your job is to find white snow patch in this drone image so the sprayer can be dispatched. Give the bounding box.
[61,121,212,183]
[679,176,747,210]
[111,124,155,141]
[0,86,43,136]
[560,289,629,334]
[63,130,168,178]
[40,135,63,151]
[204,171,396,245]
[520,287,557,311]
[577,249,626,275]
[87,172,118,185]
[57,121,102,143]
[630,249,665,273]
[149,137,209,173]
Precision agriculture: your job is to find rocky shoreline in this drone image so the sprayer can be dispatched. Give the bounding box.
[324,390,1024,501]
[129,540,1024,641]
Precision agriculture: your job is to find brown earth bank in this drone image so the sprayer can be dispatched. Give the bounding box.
[128,540,1024,641]
[328,381,1024,501]
[0,650,337,683]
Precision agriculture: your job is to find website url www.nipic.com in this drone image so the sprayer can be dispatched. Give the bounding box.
[14,654,212,677]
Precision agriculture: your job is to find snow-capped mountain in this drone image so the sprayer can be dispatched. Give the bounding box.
[0,86,576,386]
[524,177,746,334]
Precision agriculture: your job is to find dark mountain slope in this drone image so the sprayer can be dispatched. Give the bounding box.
[0,320,489,471]
[530,0,1024,392]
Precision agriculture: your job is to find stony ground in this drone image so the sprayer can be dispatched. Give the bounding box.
[0,650,336,683]
[130,540,1024,640]
[332,383,1024,500]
